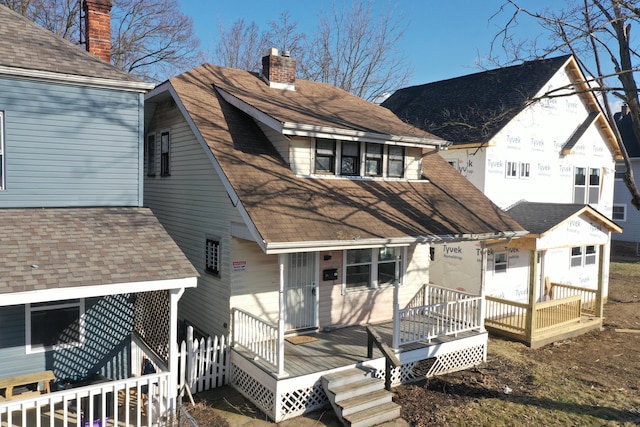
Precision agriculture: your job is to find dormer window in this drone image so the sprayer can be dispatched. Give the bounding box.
[313,139,407,179]
[340,141,360,176]
[388,146,405,178]
[315,139,336,173]
[365,143,383,176]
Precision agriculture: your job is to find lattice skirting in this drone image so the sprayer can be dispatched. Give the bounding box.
[231,362,275,418]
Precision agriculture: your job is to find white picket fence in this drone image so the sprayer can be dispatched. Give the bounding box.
[178,326,230,397]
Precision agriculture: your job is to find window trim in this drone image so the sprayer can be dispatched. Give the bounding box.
[387,145,405,178]
[313,139,406,179]
[205,238,221,276]
[574,166,600,204]
[26,299,85,354]
[340,141,360,176]
[364,143,383,176]
[343,247,404,292]
[146,133,156,177]
[570,245,598,268]
[519,162,530,178]
[506,161,517,178]
[160,130,171,176]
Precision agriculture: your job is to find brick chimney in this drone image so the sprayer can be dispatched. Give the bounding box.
[261,48,296,90]
[83,0,112,63]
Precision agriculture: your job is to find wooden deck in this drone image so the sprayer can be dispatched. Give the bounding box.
[234,321,484,379]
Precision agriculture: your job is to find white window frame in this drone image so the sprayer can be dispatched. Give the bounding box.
[343,247,404,292]
[574,166,600,204]
[314,138,336,174]
[570,245,597,268]
[494,252,508,273]
[160,130,171,176]
[313,139,406,179]
[146,132,156,177]
[612,204,627,222]
[519,162,530,178]
[506,161,517,178]
[26,299,85,354]
[0,111,4,190]
[205,237,221,276]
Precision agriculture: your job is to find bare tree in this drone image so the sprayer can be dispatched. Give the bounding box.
[213,19,269,72]
[1,0,201,82]
[491,0,640,209]
[303,1,411,101]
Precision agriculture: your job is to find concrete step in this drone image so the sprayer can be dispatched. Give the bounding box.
[337,388,393,418]
[328,377,384,402]
[344,401,402,427]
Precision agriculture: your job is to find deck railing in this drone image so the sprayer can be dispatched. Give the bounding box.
[232,308,284,376]
[551,283,597,315]
[485,294,583,340]
[397,285,482,346]
[0,372,171,427]
[485,296,528,335]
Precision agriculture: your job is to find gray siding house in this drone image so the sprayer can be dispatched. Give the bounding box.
[0,3,196,426]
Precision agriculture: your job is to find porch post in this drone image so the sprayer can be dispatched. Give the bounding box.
[392,254,401,351]
[277,258,287,377]
[479,242,487,332]
[169,288,185,414]
[595,244,605,318]
[525,250,539,342]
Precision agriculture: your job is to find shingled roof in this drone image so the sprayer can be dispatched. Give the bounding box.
[382,55,572,144]
[0,4,150,88]
[165,64,526,251]
[0,208,198,297]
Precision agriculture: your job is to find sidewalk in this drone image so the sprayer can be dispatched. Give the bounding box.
[184,385,408,427]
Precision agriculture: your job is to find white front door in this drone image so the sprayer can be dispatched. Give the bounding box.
[285,252,317,331]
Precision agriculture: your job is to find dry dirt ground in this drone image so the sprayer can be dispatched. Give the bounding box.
[186,259,640,427]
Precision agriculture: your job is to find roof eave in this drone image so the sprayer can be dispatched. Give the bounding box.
[0,65,154,92]
[263,230,527,254]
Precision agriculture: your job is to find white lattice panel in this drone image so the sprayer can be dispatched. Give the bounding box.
[278,383,328,420]
[134,290,170,362]
[231,363,275,418]
[426,343,485,377]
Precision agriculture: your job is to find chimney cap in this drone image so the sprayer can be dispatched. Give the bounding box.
[267,47,278,57]
[282,50,290,57]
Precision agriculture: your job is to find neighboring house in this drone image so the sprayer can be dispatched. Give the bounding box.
[383,55,622,348]
[143,48,525,422]
[0,3,197,427]
[611,105,640,256]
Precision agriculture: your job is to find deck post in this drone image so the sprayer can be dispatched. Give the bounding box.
[169,288,185,415]
[479,242,487,332]
[595,244,605,318]
[277,260,286,377]
[525,250,539,343]
[392,255,401,351]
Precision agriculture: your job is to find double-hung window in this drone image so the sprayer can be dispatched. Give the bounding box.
[388,146,405,177]
[520,162,530,178]
[506,161,517,178]
[345,247,402,290]
[146,133,156,177]
[205,238,221,276]
[0,111,4,189]
[26,299,84,353]
[570,245,597,267]
[494,252,508,273]
[340,141,360,176]
[365,143,383,176]
[315,139,336,173]
[613,204,626,221]
[574,167,600,204]
[160,131,170,176]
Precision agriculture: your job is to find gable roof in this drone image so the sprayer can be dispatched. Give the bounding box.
[0,208,198,306]
[382,55,573,144]
[0,4,152,91]
[155,64,526,253]
[382,56,621,160]
[614,112,640,158]
[506,201,621,236]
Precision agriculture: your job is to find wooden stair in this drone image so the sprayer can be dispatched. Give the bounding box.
[321,367,401,427]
